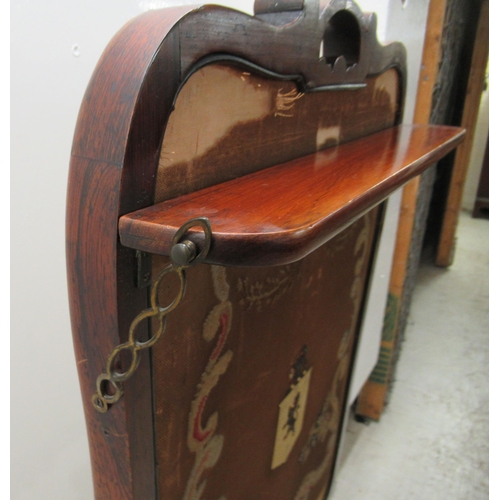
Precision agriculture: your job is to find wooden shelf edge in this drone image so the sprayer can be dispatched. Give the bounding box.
[119,124,465,267]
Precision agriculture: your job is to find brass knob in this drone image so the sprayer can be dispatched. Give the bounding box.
[171,240,197,267]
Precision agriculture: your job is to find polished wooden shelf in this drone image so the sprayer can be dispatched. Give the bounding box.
[119,124,465,266]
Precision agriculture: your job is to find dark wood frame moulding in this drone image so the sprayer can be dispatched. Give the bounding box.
[65,1,462,498]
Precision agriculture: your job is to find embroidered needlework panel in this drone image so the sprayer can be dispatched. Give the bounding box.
[151,65,399,499]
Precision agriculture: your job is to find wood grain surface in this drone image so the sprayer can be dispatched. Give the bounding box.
[67,7,195,500]
[65,1,409,498]
[120,125,464,267]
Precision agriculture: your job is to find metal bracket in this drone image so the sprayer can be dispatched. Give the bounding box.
[92,217,212,412]
[135,250,152,288]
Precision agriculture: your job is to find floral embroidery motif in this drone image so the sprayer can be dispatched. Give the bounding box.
[183,266,232,500]
[237,263,300,312]
[181,215,372,500]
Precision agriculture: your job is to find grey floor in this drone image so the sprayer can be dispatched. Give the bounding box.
[329,211,489,500]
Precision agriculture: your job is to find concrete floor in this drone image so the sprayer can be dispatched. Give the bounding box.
[329,211,489,500]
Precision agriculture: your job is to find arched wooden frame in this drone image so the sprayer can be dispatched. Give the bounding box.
[66,2,411,498]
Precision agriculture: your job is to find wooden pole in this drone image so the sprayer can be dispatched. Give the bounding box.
[356,0,448,420]
[435,0,489,267]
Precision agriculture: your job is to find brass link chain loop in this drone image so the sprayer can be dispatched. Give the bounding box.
[92,217,212,412]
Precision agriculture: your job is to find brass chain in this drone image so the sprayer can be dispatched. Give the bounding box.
[92,217,212,413]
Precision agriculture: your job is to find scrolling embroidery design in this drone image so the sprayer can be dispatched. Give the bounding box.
[294,216,371,500]
[183,266,232,500]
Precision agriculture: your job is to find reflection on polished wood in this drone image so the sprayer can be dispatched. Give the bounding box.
[119,124,464,267]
